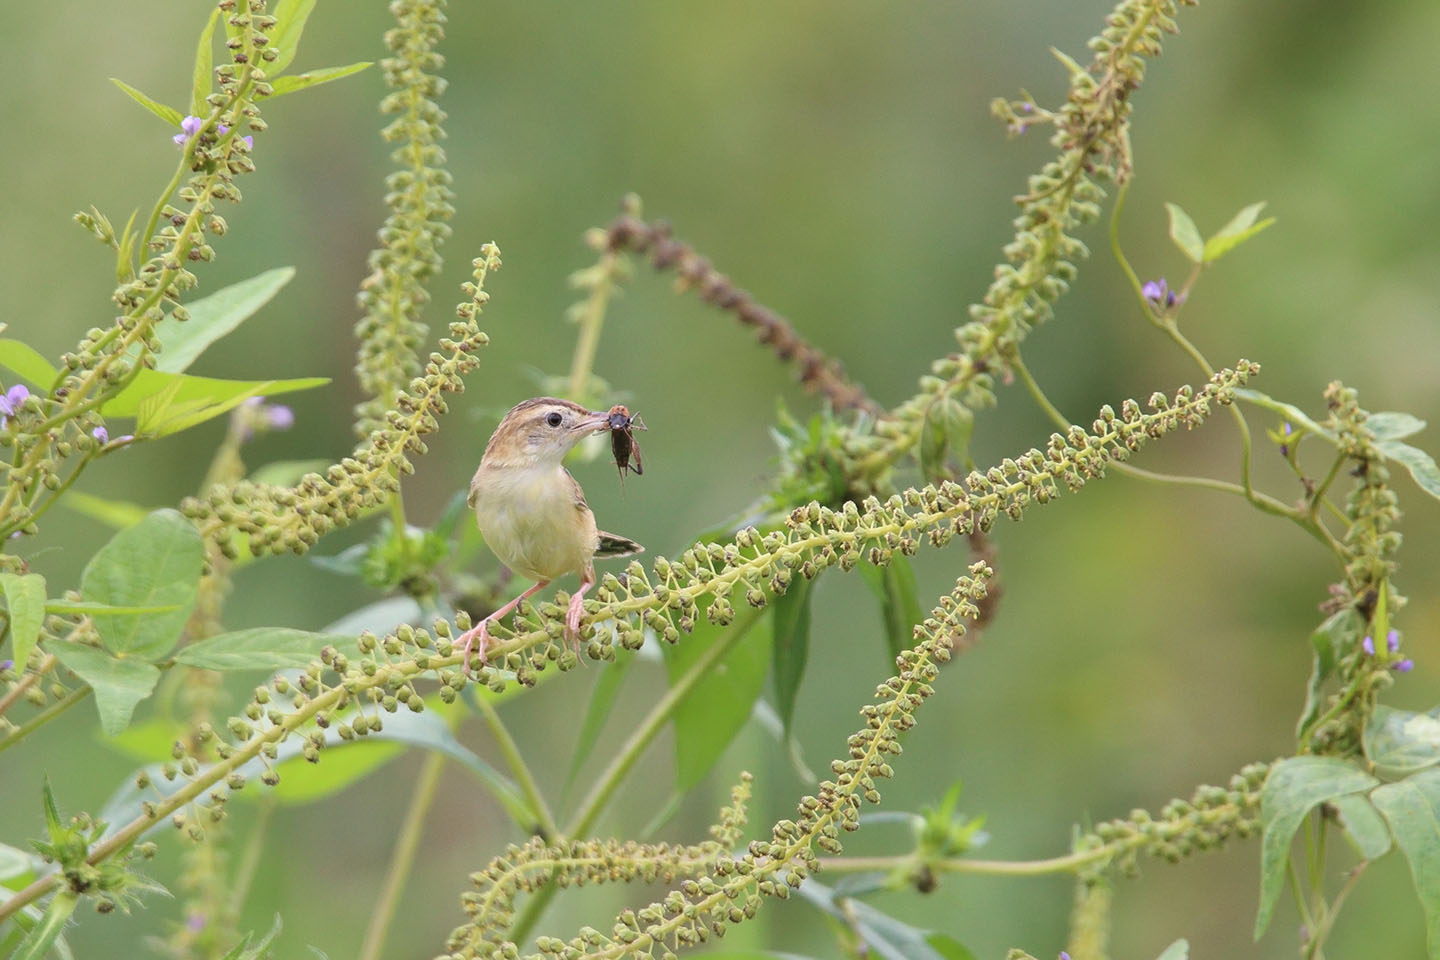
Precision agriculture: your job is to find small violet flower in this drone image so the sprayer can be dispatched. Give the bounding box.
[1394,658,1415,674]
[1059,953,1071,960]
[1142,278,1182,309]
[1361,635,1375,656]
[238,397,294,439]
[92,426,109,444]
[1280,421,1293,457]
[173,114,204,147]
[1387,629,1400,653]
[267,405,294,430]
[0,659,13,672]
[0,384,30,427]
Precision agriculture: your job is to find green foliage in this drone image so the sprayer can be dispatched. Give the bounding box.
[172,628,355,671]
[0,573,46,672]
[144,267,295,374]
[79,510,203,660]
[769,577,813,736]
[858,554,925,664]
[1254,757,1378,938]
[1372,771,1440,959]
[48,642,160,736]
[108,78,183,127]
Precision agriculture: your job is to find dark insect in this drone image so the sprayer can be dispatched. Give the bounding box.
[607,404,646,482]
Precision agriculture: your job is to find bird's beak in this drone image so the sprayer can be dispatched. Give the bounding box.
[572,411,611,435]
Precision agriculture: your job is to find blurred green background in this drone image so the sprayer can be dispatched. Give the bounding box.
[4,1,1439,957]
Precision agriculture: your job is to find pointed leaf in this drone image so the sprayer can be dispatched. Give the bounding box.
[267,0,318,75]
[268,62,374,98]
[1367,412,1427,443]
[1332,793,1393,861]
[0,573,46,672]
[771,578,813,735]
[858,556,924,663]
[104,371,328,437]
[1296,608,1358,739]
[12,890,78,960]
[191,8,219,117]
[174,628,355,671]
[1165,202,1205,263]
[149,267,295,374]
[0,340,60,388]
[80,509,203,660]
[221,915,282,960]
[1255,756,1379,938]
[1203,202,1275,263]
[1372,770,1440,959]
[666,603,772,792]
[1153,941,1189,960]
[50,641,162,736]
[1233,389,1336,442]
[1377,440,1440,502]
[109,78,184,127]
[1366,704,1440,776]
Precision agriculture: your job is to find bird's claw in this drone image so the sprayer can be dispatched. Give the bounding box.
[455,619,492,677]
[565,593,587,659]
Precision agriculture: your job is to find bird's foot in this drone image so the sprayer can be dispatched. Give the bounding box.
[455,618,492,676]
[564,592,587,660]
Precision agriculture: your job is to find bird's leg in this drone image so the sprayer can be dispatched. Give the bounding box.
[455,580,549,675]
[565,564,596,657]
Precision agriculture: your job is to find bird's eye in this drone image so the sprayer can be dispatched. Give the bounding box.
[545,412,563,427]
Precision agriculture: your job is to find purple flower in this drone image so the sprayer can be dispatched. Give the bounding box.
[1059,953,1071,960]
[0,384,30,418]
[181,116,203,137]
[1387,629,1400,653]
[266,405,294,430]
[92,426,109,444]
[1361,635,1375,656]
[186,912,207,933]
[1142,278,1182,309]
[172,131,188,146]
[0,659,13,672]
[240,135,253,150]
[1394,658,1415,673]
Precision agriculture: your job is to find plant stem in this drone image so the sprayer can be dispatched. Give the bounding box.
[228,795,274,919]
[12,889,78,960]
[0,685,92,756]
[1288,856,1318,939]
[0,654,55,719]
[567,250,618,401]
[359,752,446,960]
[819,846,1116,878]
[507,607,763,945]
[473,694,559,840]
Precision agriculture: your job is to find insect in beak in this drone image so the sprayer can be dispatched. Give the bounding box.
[607,404,646,481]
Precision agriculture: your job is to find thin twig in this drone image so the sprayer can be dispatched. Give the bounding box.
[602,211,880,415]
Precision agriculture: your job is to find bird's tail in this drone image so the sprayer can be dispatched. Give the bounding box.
[596,531,644,558]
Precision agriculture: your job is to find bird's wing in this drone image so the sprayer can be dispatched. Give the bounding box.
[565,468,590,513]
[596,531,644,558]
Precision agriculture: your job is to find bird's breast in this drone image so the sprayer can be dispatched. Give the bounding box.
[471,464,598,580]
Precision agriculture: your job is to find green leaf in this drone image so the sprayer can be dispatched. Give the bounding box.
[1153,940,1189,960]
[795,878,971,960]
[12,890,78,960]
[104,371,329,437]
[1377,440,1440,502]
[219,914,283,960]
[1255,756,1379,938]
[267,0,318,75]
[46,601,184,617]
[1165,202,1205,263]
[268,62,374,98]
[191,8,219,117]
[1366,411,1427,443]
[174,628,355,671]
[49,641,162,736]
[148,267,295,374]
[918,406,948,482]
[562,652,637,805]
[858,556,924,663]
[60,492,151,531]
[1366,704,1440,776]
[109,78,184,127]
[1296,608,1358,740]
[1202,201,1275,263]
[771,578,813,735]
[1372,770,1440,959]
[1332,793,1393,861]
[0,573,46,671]
[923,934,978,960]
[1233,388,1336,442]
[666,603,773,792]
[0,339,60,388]
[80,509,204,660]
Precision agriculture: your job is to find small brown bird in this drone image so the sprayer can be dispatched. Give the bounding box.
[455,397,643,668]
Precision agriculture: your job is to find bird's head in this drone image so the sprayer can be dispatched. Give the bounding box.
[481,397,611,467]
